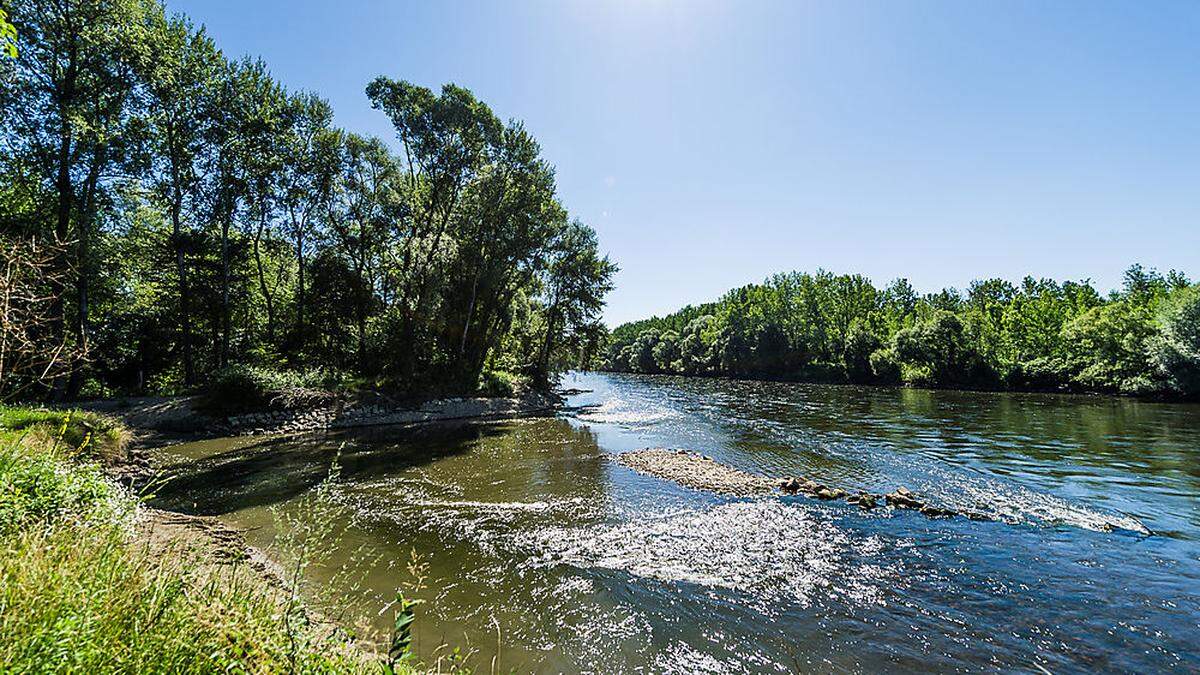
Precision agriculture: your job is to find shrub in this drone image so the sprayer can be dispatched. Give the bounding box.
[477,369,524,398]
[199,366,347,415]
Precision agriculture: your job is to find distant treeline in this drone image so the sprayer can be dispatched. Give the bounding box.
[0,0,615,402]
[605,266,1200,398]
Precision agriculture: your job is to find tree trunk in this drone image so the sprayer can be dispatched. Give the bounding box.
[294,216,305,344]
[171,183,195,385]
[220,211,231,369]
[253,207,276,345]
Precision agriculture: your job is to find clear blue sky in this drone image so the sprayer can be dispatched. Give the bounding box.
[169,0,1200,326]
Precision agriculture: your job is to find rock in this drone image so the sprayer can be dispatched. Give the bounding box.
[847,492,878,510]
[885,489,924,509]
[815,487,847,500]
[779,477,803,493]
[919,505,957,519]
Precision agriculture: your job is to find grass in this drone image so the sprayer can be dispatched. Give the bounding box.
[0,407,130,462]
[0,406,416,674]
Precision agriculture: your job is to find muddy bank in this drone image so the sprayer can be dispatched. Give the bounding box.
[618,448,985,522]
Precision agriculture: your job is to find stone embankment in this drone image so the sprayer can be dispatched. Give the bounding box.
[618,448,982,522]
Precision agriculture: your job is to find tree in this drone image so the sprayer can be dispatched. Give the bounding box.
[677,315,716,375]
[534,220,616,384]
[1060,301,1158,394]
[4,0,158,394]
[842,319,880,383]
[279,92,335,351]
[1148,287,1200,396]
[143,13,222,384]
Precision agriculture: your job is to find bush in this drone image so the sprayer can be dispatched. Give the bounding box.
[199,366,347,415]
[477,369,524,398]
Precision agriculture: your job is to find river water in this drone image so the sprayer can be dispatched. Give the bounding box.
[150,372,1200,673]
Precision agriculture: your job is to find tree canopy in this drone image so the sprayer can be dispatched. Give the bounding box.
[606,266,1198,398]
[0,0,615,401]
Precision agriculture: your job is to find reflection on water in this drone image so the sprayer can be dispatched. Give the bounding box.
[152,372,1200,673]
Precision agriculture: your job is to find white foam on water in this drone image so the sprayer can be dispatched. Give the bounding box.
[883,462,1153,535]
[527,501,901,613]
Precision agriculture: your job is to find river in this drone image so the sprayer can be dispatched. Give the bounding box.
[150,372,1200,673]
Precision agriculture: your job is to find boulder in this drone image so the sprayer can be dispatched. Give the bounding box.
[919,505,957,518]
[815,487,847,500]
[885,488,924,509]
[847,492,878,510]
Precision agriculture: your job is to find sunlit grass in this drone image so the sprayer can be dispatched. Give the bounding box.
[0,407,412,674]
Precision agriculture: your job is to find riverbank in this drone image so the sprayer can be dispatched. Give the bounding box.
[0,406,412,673]
[79,390,559,442]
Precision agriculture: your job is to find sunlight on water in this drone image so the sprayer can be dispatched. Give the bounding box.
[151,372,1200,673]
[530,501,901,613]
[577,396,682,427]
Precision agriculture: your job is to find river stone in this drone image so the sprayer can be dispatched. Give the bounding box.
[847,492,878,509]
[885,488,925,509]
[815,487,847,500]
[919,505,957,518]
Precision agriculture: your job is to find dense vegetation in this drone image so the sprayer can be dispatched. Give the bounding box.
[0,407,403,673]
[0,0,615,403]
[606,266,1200,398]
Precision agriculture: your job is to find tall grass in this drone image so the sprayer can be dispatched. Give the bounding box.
[0,408,413,674]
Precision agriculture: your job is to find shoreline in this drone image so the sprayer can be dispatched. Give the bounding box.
[597,370,1200,403]
[70,390,566,664]
[74,390,561,475]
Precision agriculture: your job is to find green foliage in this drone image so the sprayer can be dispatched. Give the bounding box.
[0,0,613,402]
[0,9,17,59]
[606,266,1195,398]
[385,592,422,672]
[0,437,117,534]
[477,369,523,398]
[0,408,129,461]
[842,319,881,383]
[0,408,411,673]
[1148,286,1200,395]
[199,366,345,415]
[1059,302,1158,394]
[891,311,989,387]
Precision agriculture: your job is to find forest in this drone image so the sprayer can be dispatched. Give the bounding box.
[0,0,616,403]
[605,265,1200,398]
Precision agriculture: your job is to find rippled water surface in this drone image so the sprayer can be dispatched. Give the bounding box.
[152,373,1200,673]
